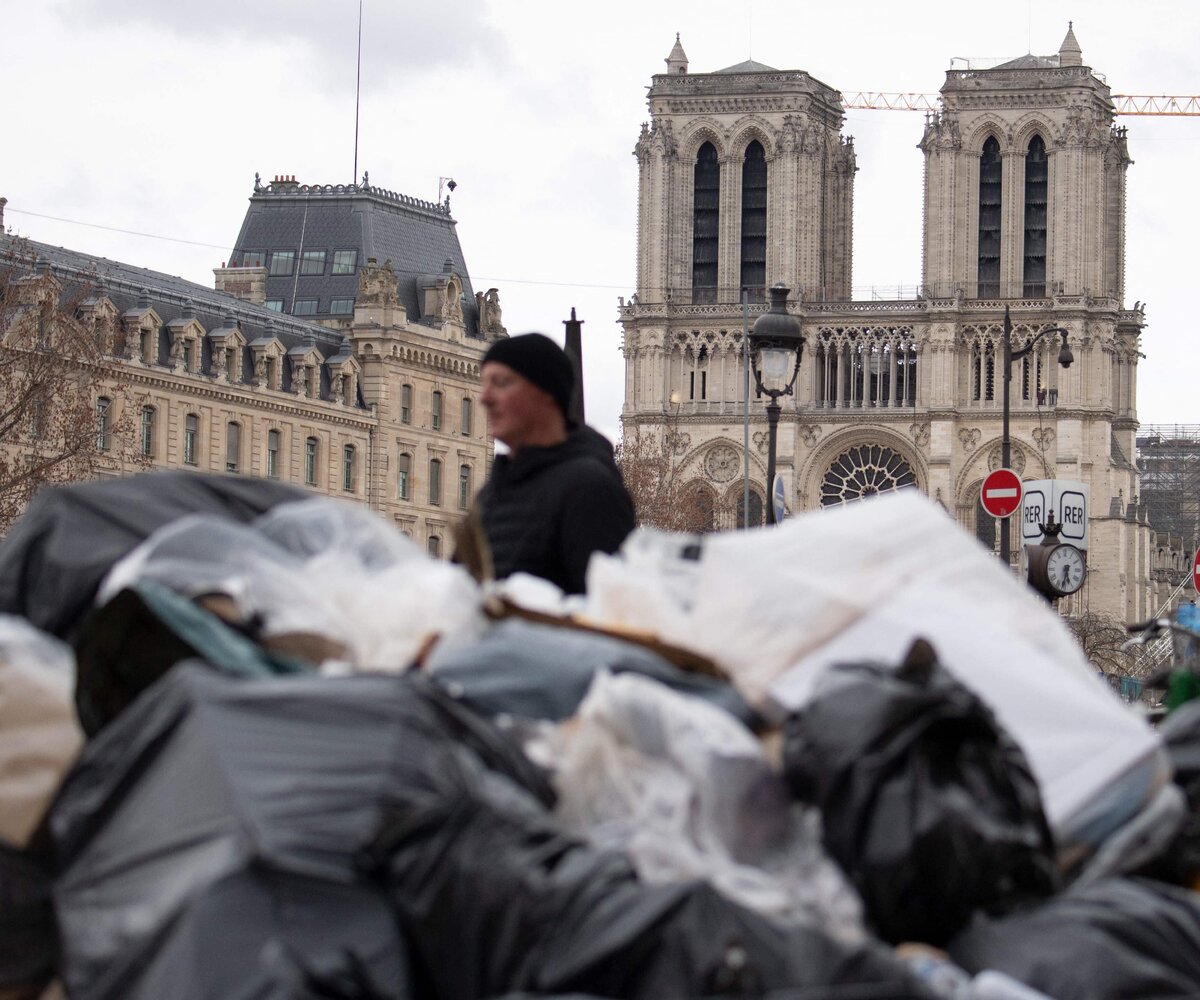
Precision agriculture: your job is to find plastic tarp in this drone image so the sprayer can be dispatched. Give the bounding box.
[584,491,1168,852]
[361,719,935,1000]
[97,498,486,673]
[49,665,549,1000]
[0,471,305,641]
[0,617,81,847]
[72,581,311,737]
[782,645,1059,946]
[424,618,760,729]
[948,877,1200,1000]
[547,671,864,940]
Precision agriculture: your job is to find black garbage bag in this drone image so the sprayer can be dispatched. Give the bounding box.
[0,470,304,642]
[73,581,310,736]
[948,876,1200,1000]
[425,618,762,730]
[49,664,551,1000]
[361,731,935,1000]
[0,840,56,997]
[782,639,1059,946]
[1138,699,1200,887]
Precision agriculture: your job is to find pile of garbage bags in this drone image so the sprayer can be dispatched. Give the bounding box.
[2,471,1200,1000]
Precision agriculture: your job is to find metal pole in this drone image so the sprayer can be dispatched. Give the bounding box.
[1000,305,1012,566]
[742,290,751,529]
[766,397,780,525]
[563,307,585,426]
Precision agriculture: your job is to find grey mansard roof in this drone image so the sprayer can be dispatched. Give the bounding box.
[0,233,359,403]
[228,178,482,338]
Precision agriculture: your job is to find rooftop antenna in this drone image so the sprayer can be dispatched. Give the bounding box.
[353,0,363,186]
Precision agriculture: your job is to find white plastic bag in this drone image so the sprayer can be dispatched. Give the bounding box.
[99,498,486,673]
[0,615,82,846]
[549,671,865,941]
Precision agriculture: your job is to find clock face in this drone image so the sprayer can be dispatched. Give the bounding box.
[1045,544,1086,596]
[704,444,739,483]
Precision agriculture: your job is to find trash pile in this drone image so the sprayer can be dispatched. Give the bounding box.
[3,470,1200,1000]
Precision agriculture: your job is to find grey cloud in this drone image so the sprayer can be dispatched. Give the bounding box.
[62,0,509,83]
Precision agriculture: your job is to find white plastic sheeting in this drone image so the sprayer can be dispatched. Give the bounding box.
[584,490,1167,848]
[99,498,486,673]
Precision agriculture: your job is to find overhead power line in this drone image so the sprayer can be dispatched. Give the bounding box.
[3,205,629,291]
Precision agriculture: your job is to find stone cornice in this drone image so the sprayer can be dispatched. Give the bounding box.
[116,365,374,428]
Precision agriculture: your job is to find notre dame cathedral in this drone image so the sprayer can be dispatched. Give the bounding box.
[618,25,1163,623]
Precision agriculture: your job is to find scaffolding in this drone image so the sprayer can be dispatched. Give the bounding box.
[1137,424,1200,549]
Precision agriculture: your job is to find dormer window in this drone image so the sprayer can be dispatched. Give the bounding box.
[268,251,296,277]
[300,250,326,275]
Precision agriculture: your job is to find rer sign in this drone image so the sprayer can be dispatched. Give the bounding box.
[1021,479,1090,551]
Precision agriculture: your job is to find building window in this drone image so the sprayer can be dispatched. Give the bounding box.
[237,250,264,267]
[182,340,194,373]
[458,464,472,509]
[331,250,358,275]
[265,300,284,313]
[300,250,326,275]
[184,413,199,465]
[740,140,767,301]
[329,298,355,316]
[461,397,472,436]
[1023,134,1048,297]
[305,437,318,485]
[293,298,319,316]
[429,458,442,505]
[95,396,111,451]
[431,391,443,431]
[397,452,412,500]
[342,444,356,492]
[226,422,241,472]
[692,140,720,304]
[977,136,1002,298]
[266,429,280,479]
[268,250,296,277]
[735,489,765,529]
[427,535,441,558]
[401,384,412,424]
[820,444,917,507]
[140,405,155,457]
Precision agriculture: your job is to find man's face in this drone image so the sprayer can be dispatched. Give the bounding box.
[480,361,563,451]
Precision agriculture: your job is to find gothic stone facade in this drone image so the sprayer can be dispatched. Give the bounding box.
[620,28,1156,622]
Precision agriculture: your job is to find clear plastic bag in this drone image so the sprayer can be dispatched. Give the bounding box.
[548,671,865,941]
[0,616,82,847]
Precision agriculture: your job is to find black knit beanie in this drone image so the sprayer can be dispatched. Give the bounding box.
[482,333,575,418]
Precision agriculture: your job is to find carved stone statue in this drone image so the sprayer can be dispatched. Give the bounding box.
[255,354,268,382]
[476,288,507,338]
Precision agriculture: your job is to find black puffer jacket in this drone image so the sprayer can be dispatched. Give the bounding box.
[476,427,635,594]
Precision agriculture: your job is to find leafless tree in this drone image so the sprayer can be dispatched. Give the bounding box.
[0,244,148,534]
[1065,610,1141,679]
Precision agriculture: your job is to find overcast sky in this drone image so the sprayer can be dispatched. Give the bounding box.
[4,0,1199,444]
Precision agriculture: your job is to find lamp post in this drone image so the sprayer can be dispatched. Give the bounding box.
[748,284,804,525]
[999,305,1074,564]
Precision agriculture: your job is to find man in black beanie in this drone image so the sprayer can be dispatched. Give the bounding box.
[472,333,634,595]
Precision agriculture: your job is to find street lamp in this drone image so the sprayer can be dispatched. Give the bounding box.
[999,305,1073,564]
[749,283,804,525]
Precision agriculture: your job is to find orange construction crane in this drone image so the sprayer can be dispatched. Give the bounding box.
[843,92,1200,115]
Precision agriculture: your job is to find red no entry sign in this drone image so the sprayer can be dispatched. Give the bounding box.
[1193,547,1200,594]
[981,468,1023,519]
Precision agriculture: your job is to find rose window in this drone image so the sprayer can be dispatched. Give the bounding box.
[820,444,916,506]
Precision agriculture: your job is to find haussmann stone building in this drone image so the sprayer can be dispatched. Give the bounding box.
[0,176,508,556]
